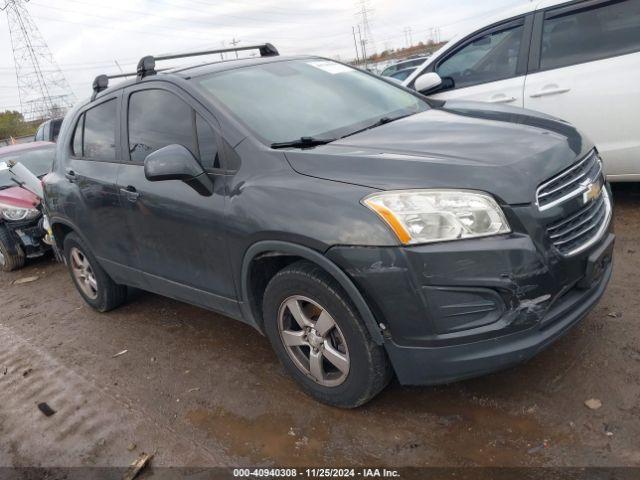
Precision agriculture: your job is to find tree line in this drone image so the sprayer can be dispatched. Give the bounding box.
[0,111,38,141]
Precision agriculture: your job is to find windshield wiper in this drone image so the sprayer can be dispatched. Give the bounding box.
[271,137,337,149]
[340,112,416,139]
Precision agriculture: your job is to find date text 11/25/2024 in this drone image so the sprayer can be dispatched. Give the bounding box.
[233,468,401,478]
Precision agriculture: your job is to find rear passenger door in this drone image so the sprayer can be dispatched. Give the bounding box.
[418,17,531,106]
[524,0,640,178]
[65,95,138,275]
[117,84,237,312]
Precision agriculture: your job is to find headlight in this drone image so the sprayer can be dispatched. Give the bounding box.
[0,201,40,222]
[363,189,510,245]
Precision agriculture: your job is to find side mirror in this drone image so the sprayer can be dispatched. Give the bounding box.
[414,72,443,94]
[144,144,214,196]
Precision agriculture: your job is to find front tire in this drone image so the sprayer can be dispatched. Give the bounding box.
[0,227,25,272]
[263,261,392,408]
[63,233,127,312]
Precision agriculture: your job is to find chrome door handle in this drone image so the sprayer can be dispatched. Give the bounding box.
[530,87,571,98]
[488,95,517,104]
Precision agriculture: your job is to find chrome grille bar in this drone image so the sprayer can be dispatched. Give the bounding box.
[536,150,601,211]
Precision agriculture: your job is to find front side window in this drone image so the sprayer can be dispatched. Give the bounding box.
[128,89,196,164]
[541,0,640,70]
[436,24,524,90]
[83,99,117,161]
[196,59,429,144]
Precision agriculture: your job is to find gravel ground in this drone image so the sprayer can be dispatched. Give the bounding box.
[1,184,639,469]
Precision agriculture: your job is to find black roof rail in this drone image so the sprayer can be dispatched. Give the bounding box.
[136,43,279,79]
[92,44,278,100]
[92,66,174,100]
[91,72,135,100]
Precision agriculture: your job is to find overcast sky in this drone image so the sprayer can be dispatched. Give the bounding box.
[0,0,531,112]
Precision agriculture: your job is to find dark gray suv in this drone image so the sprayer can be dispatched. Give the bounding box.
[44,44,614,407]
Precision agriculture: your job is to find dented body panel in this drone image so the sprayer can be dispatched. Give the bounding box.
[327,228,614,384]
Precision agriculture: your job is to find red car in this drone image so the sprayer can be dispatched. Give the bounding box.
[0,142,55,271]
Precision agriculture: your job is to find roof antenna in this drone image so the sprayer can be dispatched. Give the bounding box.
[114,59,127,76]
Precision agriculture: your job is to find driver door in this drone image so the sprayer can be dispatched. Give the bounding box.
[426,17,530,107]
[116,84,237,314]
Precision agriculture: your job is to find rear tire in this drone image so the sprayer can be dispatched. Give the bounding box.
[0,228,25,272]
[63,233,127,312]
[263,260,392,408]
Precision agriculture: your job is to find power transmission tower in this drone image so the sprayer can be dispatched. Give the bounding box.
[403,27,413,47]
[1,0,75,121]
[355,0,375,59]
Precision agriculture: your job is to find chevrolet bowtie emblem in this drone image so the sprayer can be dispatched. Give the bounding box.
[582,178,603,205]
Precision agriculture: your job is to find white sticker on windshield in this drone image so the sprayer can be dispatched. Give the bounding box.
[307,61,352,74]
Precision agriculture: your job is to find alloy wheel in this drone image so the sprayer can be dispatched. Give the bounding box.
[277,295,350,387]
[69,247,98,300]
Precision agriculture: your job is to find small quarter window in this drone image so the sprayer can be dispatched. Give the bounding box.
[43,121,51,141]
[72,114,84,157]
[196,113,220,170]
[51,120,62,142]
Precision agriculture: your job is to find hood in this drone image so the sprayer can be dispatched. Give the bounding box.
[283,101,592,205]
[0,185,40,209]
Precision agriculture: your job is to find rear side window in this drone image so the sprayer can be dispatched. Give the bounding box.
[128,89,218,169]
[541,0,640,70]
[436,23,524,89]
[82,99,117,161]
[35,126,44,141]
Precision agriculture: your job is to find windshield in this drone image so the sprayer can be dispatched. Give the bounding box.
[0,145,55,189]
[196,59,429,144]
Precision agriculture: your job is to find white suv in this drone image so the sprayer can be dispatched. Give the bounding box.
[404,0,640,181]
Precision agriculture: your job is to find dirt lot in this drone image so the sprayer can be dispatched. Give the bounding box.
[1,184,639,469]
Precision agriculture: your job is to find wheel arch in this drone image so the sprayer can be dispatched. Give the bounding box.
[49,217,86,253]
[240,241,384,345]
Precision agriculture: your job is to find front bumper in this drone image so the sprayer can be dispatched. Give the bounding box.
[384,259,611,385]
[0,217,49,259]
[326,223,614,385]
